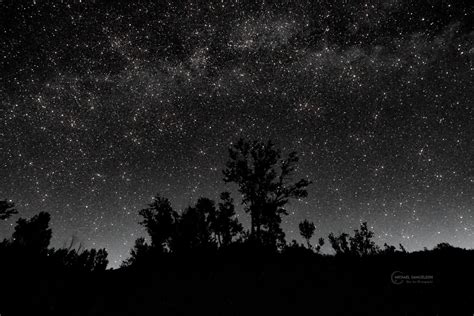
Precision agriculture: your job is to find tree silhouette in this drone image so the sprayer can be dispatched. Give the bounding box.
[381,243,396,254]
[349,222,379,256]
[135,193,244,257]
[122,237,150,267]
[399,243,407,253]
[328,232,350,255]
[328,222,379,256]
[0,199,17,220]
[315,237,325,253]
[223,138,311,248]
[212,192,243,247]
[11,212,52,254]
[77,248,108,271]
[173,197,217,252]
[433,242,454,250]
[299,219,316,249]
[260,205,287,250]
[138,194,178,253]
[49,246,109,272]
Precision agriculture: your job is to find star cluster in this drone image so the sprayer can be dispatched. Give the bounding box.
[0,0,472,267]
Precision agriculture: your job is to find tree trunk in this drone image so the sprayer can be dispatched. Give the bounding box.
[250,211,255,240]
[255,209,261,246]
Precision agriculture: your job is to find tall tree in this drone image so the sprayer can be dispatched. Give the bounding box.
[223,138,311,247]
[138,194,178,252]
[212,192,243,247]
[0,199,17,220]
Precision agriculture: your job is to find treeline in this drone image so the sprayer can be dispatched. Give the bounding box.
[0,202,108,272]
[120,138,316,266]
[118,138,462,267]
[0,138,465,272]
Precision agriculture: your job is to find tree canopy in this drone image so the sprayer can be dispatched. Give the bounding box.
[299,219,316,249]
[0,199,17,220]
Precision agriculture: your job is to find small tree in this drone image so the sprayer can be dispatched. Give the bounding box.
[77,248,108,272]
[0,199,17,220]
[173,197,217,252]
[138,194,178,252]
[349,222,379,256]
[328,232,350,255]
[328,222,379,256]
[299,219,316,249]
[11,212,52,254]
[122,237,150,267]
[212,192,243,247]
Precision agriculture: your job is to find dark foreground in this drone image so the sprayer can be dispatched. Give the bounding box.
[1,249,473,316]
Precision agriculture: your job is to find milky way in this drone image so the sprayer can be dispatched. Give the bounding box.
[0,1,473,267]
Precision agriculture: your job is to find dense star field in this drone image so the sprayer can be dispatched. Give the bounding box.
[0,1,472,267]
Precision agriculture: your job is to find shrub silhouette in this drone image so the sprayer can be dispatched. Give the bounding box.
[381,243,396,254]
[349,222,380,256]
[328,222,379,256]
[328,232,350,255]
[433,242,455,250]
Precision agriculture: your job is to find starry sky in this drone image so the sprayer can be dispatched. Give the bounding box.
[0,0,473,268]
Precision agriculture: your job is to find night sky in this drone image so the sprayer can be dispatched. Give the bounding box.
[0,1,472,268]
